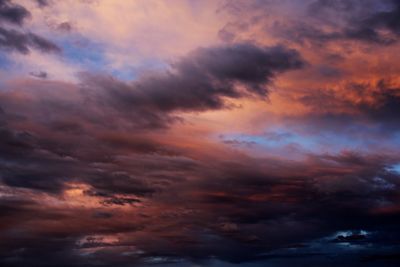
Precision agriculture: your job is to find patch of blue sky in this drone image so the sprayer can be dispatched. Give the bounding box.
[109,68,136,81]
[393,132,400,145]
[110,58,169,81]
[387,163,400,175]
[219,124,394,155]
[0,53,14,87]
[0,52,24,87]
[60,37,169,81]
[283,122,399,153]
[315,132,365,151]
[225,126,357,151]
[221,129,319,153]
[317,124,400,153]
[0,52,12,69]
[60,38,108,72]
[265,132,317,151]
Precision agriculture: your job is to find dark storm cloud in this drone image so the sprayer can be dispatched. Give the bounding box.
[310,0,400,44]
[115,43,302,103]
[0,0,61,54]
[0,27,30,53]
[0,72,201,193]
[27,32,61,53]
[118,151,400,264]
[80,43,303,128]
[0,124,84,192]
[1,138,400,266]
[0,118,174,194]
[0,196,146,267]
[0,27,61,54]
[0,0,30,25]
[270,0,400,46]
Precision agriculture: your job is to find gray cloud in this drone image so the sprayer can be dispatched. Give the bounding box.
[80,43,304,128]
[0,0,61,54]
[0,0,30,25]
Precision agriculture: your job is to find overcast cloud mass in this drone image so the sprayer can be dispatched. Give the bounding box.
[0,0,400,266]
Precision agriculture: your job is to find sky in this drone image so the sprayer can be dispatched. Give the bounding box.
[0,0,400,266]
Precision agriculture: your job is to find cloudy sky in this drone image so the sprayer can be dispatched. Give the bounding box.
[0,0,400,266]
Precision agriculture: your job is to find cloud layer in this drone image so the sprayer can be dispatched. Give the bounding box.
[0,1,400,267]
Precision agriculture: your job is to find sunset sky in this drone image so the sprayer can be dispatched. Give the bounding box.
[1,0,400,266]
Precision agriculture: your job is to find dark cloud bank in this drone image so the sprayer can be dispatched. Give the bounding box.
[307,0,400,44]
[272,0,400,46]
[0,42,399,266]
[78,43,304,128]
[221,0,400,46]
[0,42,315,266]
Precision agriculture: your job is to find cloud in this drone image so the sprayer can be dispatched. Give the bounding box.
[79,43,303,128]
[299,79,400,129]
[0,0,30,25]
[0,125,400,265]
[29,70,48,79]
[287,0,400,45]
[332,232,367,243]
[0,28,61,54]
[33,0,227,70]
[0,0,60,54]
[100,197,141,206]
[35,0,49,8]
[0,1,400,266]
[57,21,72,32]
[227,0,400,47]
[2,70,399,265]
